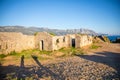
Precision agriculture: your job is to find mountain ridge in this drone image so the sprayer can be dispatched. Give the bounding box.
[0,26,98,35]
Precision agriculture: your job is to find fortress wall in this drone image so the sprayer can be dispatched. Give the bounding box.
[52,34,92,50]
[76,34,92,48]
[52,36,69,50]
[64,35,70,47]
[67,34,76,47]
[0,32,93,54]
[35,32,53,51]
[20,35,35,50]
[0,32,35,54]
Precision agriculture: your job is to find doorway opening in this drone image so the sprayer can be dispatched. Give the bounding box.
[40,40,44,50]
[72,38,75,48]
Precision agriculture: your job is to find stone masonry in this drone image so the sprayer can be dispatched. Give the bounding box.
[0,32,92,54]
[0,32,35,54]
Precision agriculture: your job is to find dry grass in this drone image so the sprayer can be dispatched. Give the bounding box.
[0,47,87,66]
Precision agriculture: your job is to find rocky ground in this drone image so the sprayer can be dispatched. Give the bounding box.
[0,43,120,80]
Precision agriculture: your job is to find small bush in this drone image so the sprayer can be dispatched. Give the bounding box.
[90,44,101,49]
[34,32,38,36]
[0,54,6,58]
[49,32,56,36]
[9,50,17,56]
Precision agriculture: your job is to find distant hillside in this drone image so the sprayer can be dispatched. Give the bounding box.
[0,26,98,35]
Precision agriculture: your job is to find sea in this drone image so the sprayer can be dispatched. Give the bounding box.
[107,35,120,42]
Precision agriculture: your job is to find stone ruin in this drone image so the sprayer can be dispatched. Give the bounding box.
[0,32,92,54]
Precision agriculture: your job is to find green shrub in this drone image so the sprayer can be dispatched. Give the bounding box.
[9,50,17,56]
[49,32,56,36]
[90,44,101,49]
[34,32,38,36]
[0,54,6,58]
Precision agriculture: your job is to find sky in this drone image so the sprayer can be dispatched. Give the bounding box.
[0,0,120,34]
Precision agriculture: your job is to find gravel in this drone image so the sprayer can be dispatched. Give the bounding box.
[44,56,120,80]
[0,56,120,80]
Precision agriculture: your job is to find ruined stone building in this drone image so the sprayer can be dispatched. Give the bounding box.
[0,32,92,54]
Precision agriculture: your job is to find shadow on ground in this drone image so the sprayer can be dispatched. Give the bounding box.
[0,51,120,79]
[0,55,63,80]
[77,51,120,79]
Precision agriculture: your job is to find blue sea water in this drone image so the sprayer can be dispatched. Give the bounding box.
[107,35,120,41]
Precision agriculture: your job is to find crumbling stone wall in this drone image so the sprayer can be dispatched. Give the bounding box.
[76,34,92,48]
[35,32,53,51]
[52,34,92,50]
[52,35,69,50]
[0,32,93,54]
[67,34,76,47]
[0,32,35,54]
